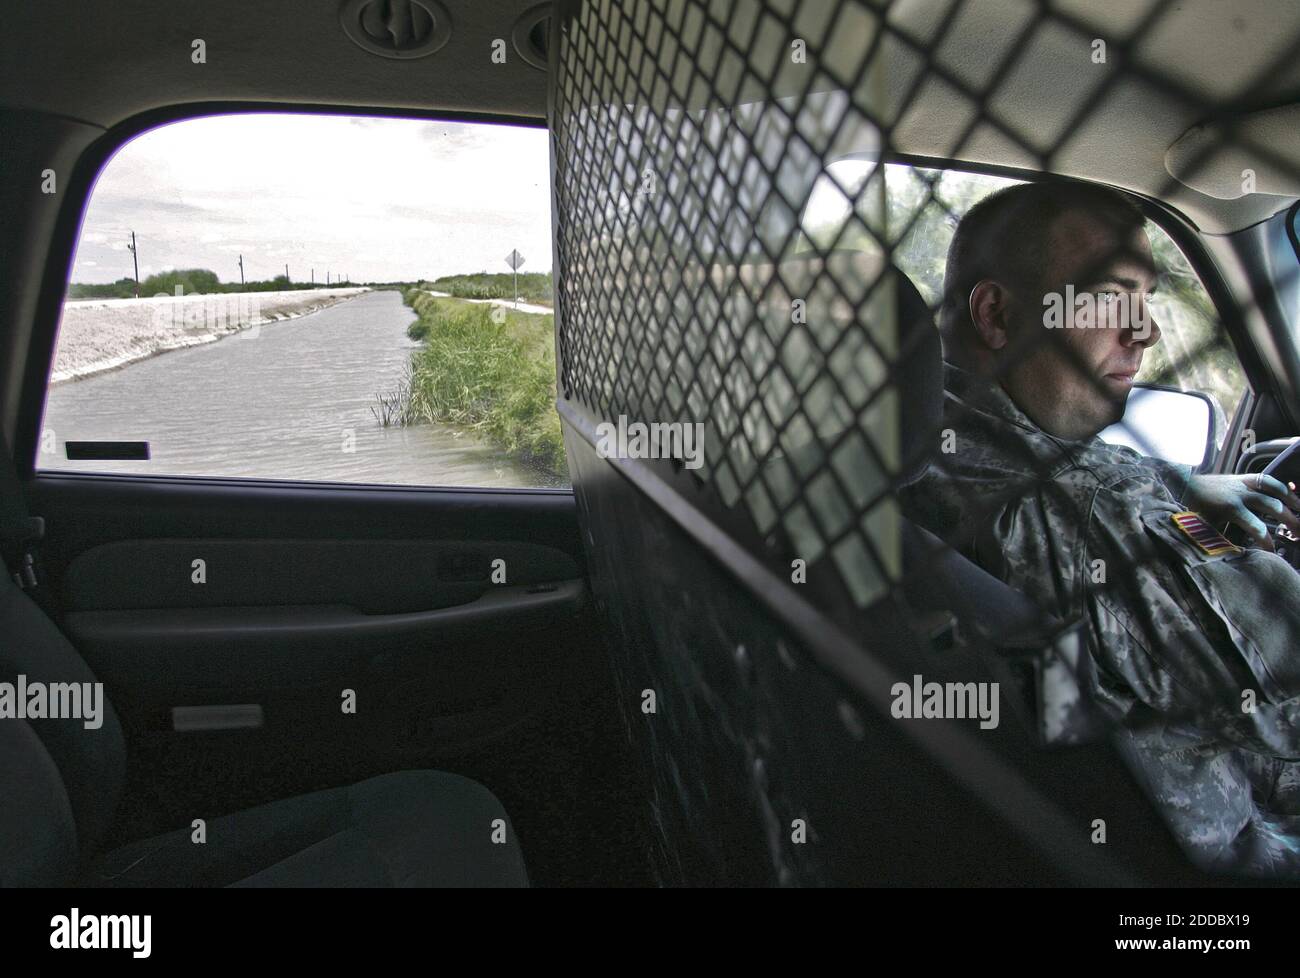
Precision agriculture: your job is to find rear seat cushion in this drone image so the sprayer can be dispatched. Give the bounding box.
[86,770,528,888]
[0,718,78,887]
[0,572,125,859]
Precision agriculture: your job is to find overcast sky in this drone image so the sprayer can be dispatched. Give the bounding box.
[71,113,553,285]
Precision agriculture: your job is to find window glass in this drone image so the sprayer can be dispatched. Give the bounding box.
[800,162,1246,438]
[42,113,568,489]
[1140,225,1246,441]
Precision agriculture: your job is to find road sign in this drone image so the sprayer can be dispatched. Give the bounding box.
[505,250,525,307]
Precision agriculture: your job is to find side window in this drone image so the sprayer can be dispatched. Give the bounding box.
[1140,225,1246,441]
[41,113,568,489]
[802,162,1246,442]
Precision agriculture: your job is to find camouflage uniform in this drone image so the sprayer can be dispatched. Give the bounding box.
[902,362,1300,877]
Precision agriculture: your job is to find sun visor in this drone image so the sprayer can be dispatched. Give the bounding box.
[1165,104,1300,200]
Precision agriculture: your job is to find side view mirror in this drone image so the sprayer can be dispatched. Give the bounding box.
[1098,383,1219,472]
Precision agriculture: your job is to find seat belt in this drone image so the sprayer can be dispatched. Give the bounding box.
[0,431,46,593]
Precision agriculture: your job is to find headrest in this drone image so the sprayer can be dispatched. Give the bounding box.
[762,255,943,492]
[891,266,944,487]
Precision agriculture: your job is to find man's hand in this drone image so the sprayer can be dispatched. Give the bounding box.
[1184,473,1300,550]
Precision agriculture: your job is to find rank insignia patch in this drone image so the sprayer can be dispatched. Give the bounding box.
[1171,511,1241,556]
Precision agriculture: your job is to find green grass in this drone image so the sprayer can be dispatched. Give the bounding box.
[426,272,553,306]
[400,288,564,477]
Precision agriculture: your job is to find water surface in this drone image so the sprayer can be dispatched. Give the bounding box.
[41,291,567,489]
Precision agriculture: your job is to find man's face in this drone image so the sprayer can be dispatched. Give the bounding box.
[999,210,1161,441]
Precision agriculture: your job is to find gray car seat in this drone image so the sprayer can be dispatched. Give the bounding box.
[0,465,528,887]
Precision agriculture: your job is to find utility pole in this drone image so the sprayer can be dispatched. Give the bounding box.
[128,231,139,297]
[311,268,314,285]
[285,263,289,283]
[238,254,245,286]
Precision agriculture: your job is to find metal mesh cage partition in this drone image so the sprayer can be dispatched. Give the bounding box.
[547,0,1300,885]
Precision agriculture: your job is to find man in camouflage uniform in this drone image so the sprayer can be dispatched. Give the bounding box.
[902,180,1300,876]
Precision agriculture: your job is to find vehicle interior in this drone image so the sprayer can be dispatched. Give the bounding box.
[2,0,1299,887]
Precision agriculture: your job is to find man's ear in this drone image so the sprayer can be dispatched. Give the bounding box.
[968,279,1011,351]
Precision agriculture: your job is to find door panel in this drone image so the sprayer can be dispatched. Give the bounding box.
[64,581,585,708]
[62,539,580,613]
[26,473,607,850]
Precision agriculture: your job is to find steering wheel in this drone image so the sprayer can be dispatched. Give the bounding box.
[1261,439,1300,568]
[1262,437,1300,483]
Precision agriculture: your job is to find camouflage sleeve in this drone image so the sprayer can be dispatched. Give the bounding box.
[1140,457,1195,504]
[948,466,1300,760]
[1091,595,1300,758]
[1082,487,1300,760]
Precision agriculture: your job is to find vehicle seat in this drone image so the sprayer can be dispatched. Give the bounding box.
[0,569,528,887]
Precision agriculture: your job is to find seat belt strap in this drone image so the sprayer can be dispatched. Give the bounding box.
[0,432,45,591]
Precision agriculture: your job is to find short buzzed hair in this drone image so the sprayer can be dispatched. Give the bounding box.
[939,180,1147,343]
